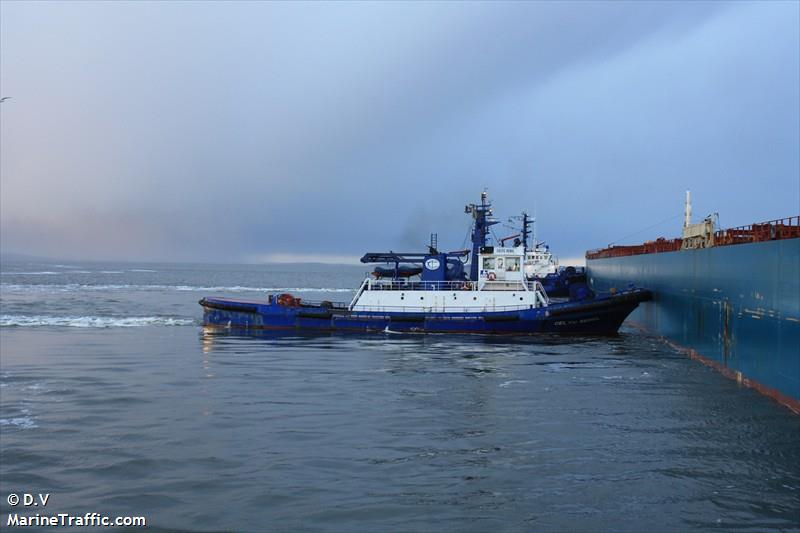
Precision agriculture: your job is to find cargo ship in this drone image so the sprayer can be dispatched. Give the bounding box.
[586,192,800,413]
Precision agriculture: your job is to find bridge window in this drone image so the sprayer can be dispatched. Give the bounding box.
[482,257,495,269]
[505,257,520,272]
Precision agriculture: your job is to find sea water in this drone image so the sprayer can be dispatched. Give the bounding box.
[1,261,798,532]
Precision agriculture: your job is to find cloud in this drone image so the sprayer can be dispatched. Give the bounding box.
[1,1,796,261]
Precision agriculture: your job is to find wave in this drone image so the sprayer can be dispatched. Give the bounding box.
[3,269,142,275]
[171,285,353,293]
[129,269,157,272]
[0,416,37,429]
[0,315,195,328]
[1,283,353,293]
[1,271,61,275]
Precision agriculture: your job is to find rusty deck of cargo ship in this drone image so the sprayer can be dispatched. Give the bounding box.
[586,196,799,413]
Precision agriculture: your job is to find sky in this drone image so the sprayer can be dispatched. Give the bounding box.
[1,0,798,264]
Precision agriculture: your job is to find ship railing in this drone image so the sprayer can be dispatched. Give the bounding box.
[714,215,800,246]
[364,279,474,291]
[478,280,534,292]
[350,303,539,313]
[359,279,536,292]
[349,278,370,310]
[528,280,550,306]
[586,238,682,260]
[586,215,800,259]
[295,299,350,310]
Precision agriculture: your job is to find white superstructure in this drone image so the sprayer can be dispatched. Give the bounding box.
[524,245,558,279]
[350,245,550,312]
[681,190,716,250]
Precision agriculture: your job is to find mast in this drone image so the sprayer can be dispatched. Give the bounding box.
[510,212,532,250]
[464,190,499,281]
[684,190,692,228]
[521,212,531,249]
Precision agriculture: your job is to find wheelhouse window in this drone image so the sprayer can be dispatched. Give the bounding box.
[505,257,520,272]
[482,257,495,269]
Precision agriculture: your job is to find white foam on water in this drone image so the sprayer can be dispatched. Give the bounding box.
[128,269,157,272]
[0,416,37,429]
[1,271,61,275]
[170,285,353,293]
[499,380,529,388]
[1,283,352,293]
[0,315,195,328]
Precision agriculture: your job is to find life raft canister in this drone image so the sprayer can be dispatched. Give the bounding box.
[277,293,301,307]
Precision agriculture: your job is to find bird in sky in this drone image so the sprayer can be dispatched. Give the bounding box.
[0,97,11,103]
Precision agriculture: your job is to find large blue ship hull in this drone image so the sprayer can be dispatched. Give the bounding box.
[199,290,650,336]
[587,238,800,411]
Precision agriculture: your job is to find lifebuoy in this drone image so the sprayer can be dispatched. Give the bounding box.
[487,272,497,281]
[461,281,472,290]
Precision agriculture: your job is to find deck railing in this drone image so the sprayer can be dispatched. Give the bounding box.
[585,238,682,260]
[359,279,542,292]
[349,303,539,313]
[586,215,800,260]
[348,278,549,311]
[714,215,800,246]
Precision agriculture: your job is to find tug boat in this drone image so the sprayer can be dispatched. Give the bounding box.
[200,192,651,335]
[513,214,587,297]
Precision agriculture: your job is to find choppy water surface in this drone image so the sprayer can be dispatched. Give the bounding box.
[1,261,798,532]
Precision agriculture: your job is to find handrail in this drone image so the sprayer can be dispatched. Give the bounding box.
[714,215,800,246]
[531,280,550,306]
[296,299,350,309]
[348,277,550,312]
[348,278,369,310]
[359,279,536,292]
[586,215,800,260]
[350,303,537,313]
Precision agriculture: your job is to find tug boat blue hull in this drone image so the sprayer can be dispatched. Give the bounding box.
[535,267,587,298]
[200,288,651,335]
